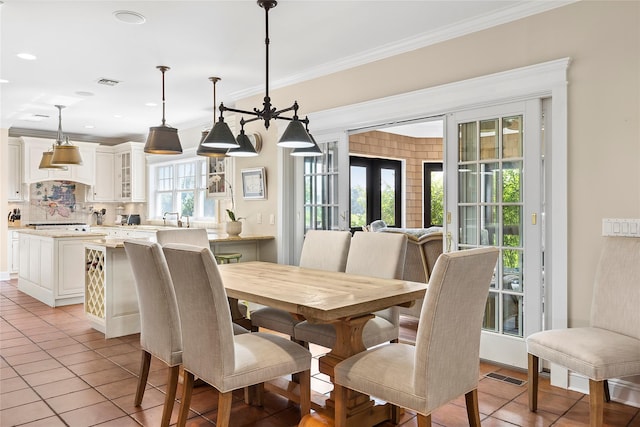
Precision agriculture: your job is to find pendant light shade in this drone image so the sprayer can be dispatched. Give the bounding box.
[201,118,239,148]
[290,135,322,157]
[51,138,84,165]
[39,146,68,170]
[227,130,259,157]
[145,65,182,154]
[196,130,228,157]
[277,119,314,148]
[49,105,83,166]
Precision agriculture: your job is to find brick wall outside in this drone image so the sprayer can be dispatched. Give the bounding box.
[349,130,443,228]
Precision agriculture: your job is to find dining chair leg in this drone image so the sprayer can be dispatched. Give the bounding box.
[160,365,180,427]
[334,384,348,427]
[299,369,311,417]
[134,350,152,406]
[417,413,431,427]
[177,371,194,427]
[217,391,233,427]
[528,353,539,411]
[589,379,604,427]
[465,388,481,427]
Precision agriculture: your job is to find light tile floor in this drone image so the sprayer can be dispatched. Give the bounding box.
[2,278,639,426]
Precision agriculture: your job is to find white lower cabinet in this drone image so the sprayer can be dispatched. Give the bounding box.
[18,233,91,307]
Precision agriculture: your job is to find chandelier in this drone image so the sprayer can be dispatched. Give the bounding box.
[198,0,316,152]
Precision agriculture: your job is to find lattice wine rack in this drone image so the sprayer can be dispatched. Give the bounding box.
[85,248,106,319]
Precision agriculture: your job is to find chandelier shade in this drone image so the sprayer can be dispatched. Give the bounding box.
[201,118,239,149]
[277,119,314,148]
[290,135,322,157]
[196,130,228,157]
[227,130,259,157]
[145,65,182,154]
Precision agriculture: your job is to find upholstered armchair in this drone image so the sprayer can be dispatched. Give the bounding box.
[526,236,640,427]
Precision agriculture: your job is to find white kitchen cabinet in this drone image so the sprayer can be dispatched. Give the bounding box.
[114,142,146,202]
[87,148,115,202]
[17,230,106,307]
[21,137,97,186]
[8,230,20,275]
[7,140,24,201]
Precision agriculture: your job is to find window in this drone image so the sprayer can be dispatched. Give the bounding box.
[151,159,216,220]
[349,156,402,231]
[423,163,444,227]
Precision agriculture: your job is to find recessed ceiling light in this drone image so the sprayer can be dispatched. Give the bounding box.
[113,10,146,24]
[114,114,123,118]
[76,91,94,97]
[0,79,8,84]
[145,102,157,107]
[17,53,37,60]
[84,125,95,129]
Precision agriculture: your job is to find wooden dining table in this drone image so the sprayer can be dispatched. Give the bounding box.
[217,261,428,427]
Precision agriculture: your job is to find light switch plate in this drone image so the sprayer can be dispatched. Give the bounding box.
[602,218,640,237]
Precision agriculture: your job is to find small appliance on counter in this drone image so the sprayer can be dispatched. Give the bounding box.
[7,208,21,227]
[126,214,141,225]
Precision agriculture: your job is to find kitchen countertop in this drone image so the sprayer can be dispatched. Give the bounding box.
[16,229,108,239]
[86,233,275,248]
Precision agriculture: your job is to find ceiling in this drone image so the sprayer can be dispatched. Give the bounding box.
[1,1,571,145]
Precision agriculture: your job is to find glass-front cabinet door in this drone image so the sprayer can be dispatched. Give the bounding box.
[445,100,543,368]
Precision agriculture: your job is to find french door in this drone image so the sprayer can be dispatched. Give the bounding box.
[445,100,543,368]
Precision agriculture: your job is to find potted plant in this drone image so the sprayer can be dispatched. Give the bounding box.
[225,208,244,236]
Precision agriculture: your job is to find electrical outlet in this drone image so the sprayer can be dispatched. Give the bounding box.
[256,213,262,224]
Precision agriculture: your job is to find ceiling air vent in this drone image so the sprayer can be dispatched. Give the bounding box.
[97,78,121,86]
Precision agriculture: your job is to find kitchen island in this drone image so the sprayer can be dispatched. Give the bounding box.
[84,231,275,337]
[17,229,107,307]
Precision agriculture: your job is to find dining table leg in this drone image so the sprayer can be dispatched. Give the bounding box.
[298,313,394,427]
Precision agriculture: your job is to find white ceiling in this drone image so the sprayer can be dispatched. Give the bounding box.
[0,1,571,144]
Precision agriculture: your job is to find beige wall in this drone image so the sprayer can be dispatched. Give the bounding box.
[349,130,443,228]
[1,128,9,275]
[232,1,640,328]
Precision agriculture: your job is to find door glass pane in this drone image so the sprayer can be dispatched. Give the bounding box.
[304,141,341,231]
[459,206,478,245]
[503,116,523,158]
[503,294,523,337]
[481,162,499,204]
[483,292,499,332]
[481,205,498,246]
[502,206,521,247]
[502,161,522,203]
[503,249,523,292]
[480,119,499,160]
[350,165,367,228]
[458,164,477,203]
[380,168,396,226]
[458,122,477,162]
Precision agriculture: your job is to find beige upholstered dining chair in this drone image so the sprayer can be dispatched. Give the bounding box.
[527,236,640,427]
[162,243,312,427]
[333,247,499,427]
[123,240,183,427]
[293,231,407,348]
[156,228,210,247]
[250,229,352,336]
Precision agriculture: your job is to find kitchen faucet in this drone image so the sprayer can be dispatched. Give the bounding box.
[163,212,181,227]
[181,215,191,228]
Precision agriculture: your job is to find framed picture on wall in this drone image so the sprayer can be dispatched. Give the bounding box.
[241,167,266,200]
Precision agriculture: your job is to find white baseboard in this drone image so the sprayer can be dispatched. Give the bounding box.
[569,372,640,408]
[0,271,10,281]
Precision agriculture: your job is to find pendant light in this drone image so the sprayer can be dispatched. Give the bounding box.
[290,125,322,157]
[197,77,229,157]
[50,105,83,165]
[39,144,68,170]
[145,65,182,154]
